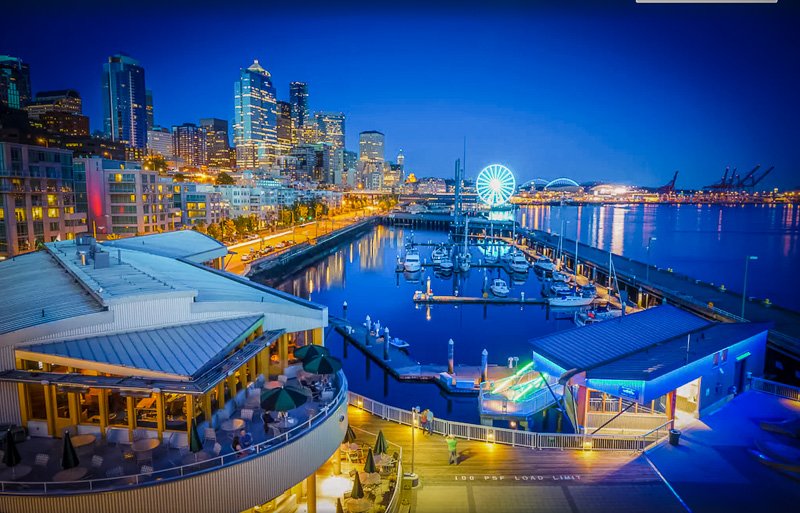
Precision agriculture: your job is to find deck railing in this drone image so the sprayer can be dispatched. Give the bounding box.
[478,385,562,416]
[751,377,800,402]
[348,392,667,452]
[350,426,404,513]
[586,412,669,434]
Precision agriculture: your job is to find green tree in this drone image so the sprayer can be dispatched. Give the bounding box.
[297,203,310,221]
[173,172,186,183]
[194,221,208,234]
[216,172,235,185]
[222,218,237,241]
[207,222,222,241]
[280,208,293,226]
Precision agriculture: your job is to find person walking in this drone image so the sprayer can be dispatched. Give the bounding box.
[426,409,435,435]
[446,434,458,465]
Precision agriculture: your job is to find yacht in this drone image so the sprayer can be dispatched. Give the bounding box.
[457,252,471,272]
[534,256,556,272]
[439,258,454,273]
[404,250,421,272]
[551,270,569,282]
[549,281,572,296]
[490,278,510,297]
[548,294,595,307]
[574,306,622,326]
[431,245,447,265]
[580,283,598,298]
[509,252,529,273]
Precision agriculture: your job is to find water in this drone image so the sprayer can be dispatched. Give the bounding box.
[517,203,800,312]
[263,204,800,423]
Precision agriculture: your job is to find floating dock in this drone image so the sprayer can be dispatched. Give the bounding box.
[412,292,547,305]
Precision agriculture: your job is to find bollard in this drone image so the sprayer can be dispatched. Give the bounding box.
[481,349,488,383]
[343,301,348,319]
[448,338,454,374]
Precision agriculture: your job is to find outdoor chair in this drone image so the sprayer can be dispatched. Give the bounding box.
[91,455,104,469]
[212,442,223,456]
[240,408,254,422]
[106,466,124,478]
[140,464,154,475]
[203,427,216,445]
[34,453,50,467]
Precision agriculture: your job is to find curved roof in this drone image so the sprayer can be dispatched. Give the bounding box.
[247,59,270,76]
[544,178,581,189]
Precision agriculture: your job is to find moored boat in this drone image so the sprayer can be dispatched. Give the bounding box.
[548,294,595,307]
[404,250,421,272]
[490,278,510,297]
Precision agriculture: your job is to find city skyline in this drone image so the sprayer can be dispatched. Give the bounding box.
[2,1,799,188]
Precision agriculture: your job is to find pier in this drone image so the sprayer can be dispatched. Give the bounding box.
[412,292,547,305]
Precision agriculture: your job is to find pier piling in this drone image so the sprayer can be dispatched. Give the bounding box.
[448,338,454,374]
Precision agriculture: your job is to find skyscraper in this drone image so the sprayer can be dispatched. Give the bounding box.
[102,54,148,150]
[26,89,82,118]
[0,55,32,109]
[172,123,206,168]
[233,59,278,168]
[200,118,232,169]
[276,101,293,155]
[147,126,173,159]
[315,112,345,185]
[289,81,309,144]
[145,89,154,130]
[359,131,385,161]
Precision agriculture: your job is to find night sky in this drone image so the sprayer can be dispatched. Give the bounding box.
[3,1,799,188]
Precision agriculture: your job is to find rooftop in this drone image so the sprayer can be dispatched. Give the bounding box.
[101,230,228,264]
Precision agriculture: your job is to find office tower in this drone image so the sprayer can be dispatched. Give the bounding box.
[344,150,358,187]
[359,130,385,162]
[289,145,317,181]
[147,126,173,159]
[102,54,148,149]
[145,89,154,130]
[0,142,87,257]
[233,59,278,168]
[200,118,232,169]
[79,156,177,236]
[0,55,32,109]
[26,89,82,119]
[315,112,345,185]
[397,149,404,170]
[289,81,309,145]
[276,101,293,155]
[172,123,206,168]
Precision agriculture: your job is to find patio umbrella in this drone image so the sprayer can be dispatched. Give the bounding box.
[189,418,203,457]
[2,430,21,477]
[260,386,309,412]
[374,430,389,455]
[61,431,79,470]
[343,424,357,444]
[350,469,365,499]
[294,344,330,362]
[303,354,342,375]
[336,497,345,513]
[363,448,377,474]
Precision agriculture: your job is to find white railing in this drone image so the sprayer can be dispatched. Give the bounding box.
[640,421,673,451]
[751,377,800,402]
[586,412,669,434]
[588,398,663,415]
[479,385,562,416]
[1,374,348,495]
[348,392,662,452]
[349,425,404,513]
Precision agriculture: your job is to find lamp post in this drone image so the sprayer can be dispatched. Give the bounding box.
[409,406,420,481]
[645,236,657,283]
[741,255,758,319]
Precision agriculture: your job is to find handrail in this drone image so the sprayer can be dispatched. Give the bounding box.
[349,425,404,513]
[751,377,800,402]
[0,373,348,495]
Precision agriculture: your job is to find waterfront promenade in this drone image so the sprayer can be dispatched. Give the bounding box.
[347,406,685,513]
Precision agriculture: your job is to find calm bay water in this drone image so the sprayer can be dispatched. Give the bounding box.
[266,204,800,422]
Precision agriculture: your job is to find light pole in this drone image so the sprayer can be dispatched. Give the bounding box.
[645,236,657,283]
[409,406,420,479]
[741,255,758,319]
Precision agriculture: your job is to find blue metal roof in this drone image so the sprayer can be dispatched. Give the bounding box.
[102,230,228,263]
[21,315,263,379]
[529,305,710,372]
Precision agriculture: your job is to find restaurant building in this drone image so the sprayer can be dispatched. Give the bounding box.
[0,230,347,513]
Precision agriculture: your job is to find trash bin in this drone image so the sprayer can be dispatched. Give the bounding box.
[668,429,681,446]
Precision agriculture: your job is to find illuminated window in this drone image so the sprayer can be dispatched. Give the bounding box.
[47,194,58,206]
[713,352,720,367]
[14,208,26,222]
[47,208,59,218]
[32,207,43,220]
[114,173,122,182]
[721,349,728,363]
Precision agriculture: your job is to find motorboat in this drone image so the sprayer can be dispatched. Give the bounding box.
[457,252,471,272]
[548,295,595,307]
[549,281,572,296]
[534,256,556,272]
[551,271,569,283]
[574,306,622,326]
[404,250,421,272]
[509,252,529,273]
[431,245,447,265]
[490,278,510,297]
[485,252,498,264]
[389,337,410,349]
[580,283,598,298]
[439,258,454,273]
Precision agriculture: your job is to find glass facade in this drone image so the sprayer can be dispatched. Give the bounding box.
[233,60,277,168]
[102,54,148,149]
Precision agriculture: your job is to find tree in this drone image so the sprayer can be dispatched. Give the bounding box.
[174,172,186,183]
[207,222,222,241]
[222,218,237,241]
[297,203,310,221]
[280,208,293,226]
[194,221,208,234]
[143,154,168,173]
[216,172,235,185]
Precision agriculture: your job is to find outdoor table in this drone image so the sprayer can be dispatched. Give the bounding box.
[358,471,382,487]
[344,497,372,513]
[71,434,96,448]
[53,466,88,482]
[265,380,283,389]
[373,453,393,468]
[0,464,32,480]
[221,418,245,433]
[276,416,297,429]
[132,438,160,452]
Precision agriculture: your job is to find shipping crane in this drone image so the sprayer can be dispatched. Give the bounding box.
[656,170,679,194]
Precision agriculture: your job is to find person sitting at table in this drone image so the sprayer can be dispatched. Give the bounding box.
[232,435,244,457]
[239,428,253,450]
[262,411,276,434]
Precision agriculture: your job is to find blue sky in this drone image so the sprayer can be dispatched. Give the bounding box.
[3,1,799,188]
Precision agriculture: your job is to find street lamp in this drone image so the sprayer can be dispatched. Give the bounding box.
[409,406,420,480]
[645,237,657,283]
[741,255,758,319]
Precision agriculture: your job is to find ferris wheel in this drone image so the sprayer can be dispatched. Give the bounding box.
[476,164,516,206]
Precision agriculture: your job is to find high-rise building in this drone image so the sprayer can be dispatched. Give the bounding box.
[102,54,148,150]
[79,156,177,236]
[200,118,232,170]
[344,150,358,187]
[233,59,278,169]
[397,149,405,169]
[147,126,173,159]
[26,89,82,119]
[0,142,87,257]
[359,130,385,162]
[172,123,206,169]
[145,89,154,130]
[276,101,293,155]
[0,55,32,109]
[315,112,345,185]
[289,81,309,145]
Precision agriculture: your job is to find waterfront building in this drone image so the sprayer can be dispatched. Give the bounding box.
[26,89,82,119]
[276,101,293,155]
[233,59,278,169]
[0,142,87,257]
[0,55,32,109]
[146,126,173,159]
[0,230,342,513]
[78,156,178,236]
[172,123,206,169]
[102,54,148,150]
[145,89,154,130]
[173,182,223,227]
[200,118,232,170]
[359,130,384,162]
[289,81,309,145]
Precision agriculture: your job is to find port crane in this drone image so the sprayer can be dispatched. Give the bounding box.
[703,165,774,191]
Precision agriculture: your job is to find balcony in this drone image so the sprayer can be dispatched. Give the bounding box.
[0,372,348,513]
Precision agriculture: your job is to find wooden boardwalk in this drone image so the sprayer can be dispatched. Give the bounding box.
[348,406,687,513]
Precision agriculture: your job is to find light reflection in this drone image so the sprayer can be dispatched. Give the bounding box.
[610,207,625,255]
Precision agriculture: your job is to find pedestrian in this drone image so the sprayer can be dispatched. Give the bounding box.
[232,435,243,457]
[426,409,435,435]
[446,434,458,465]
[420,409,429,433]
